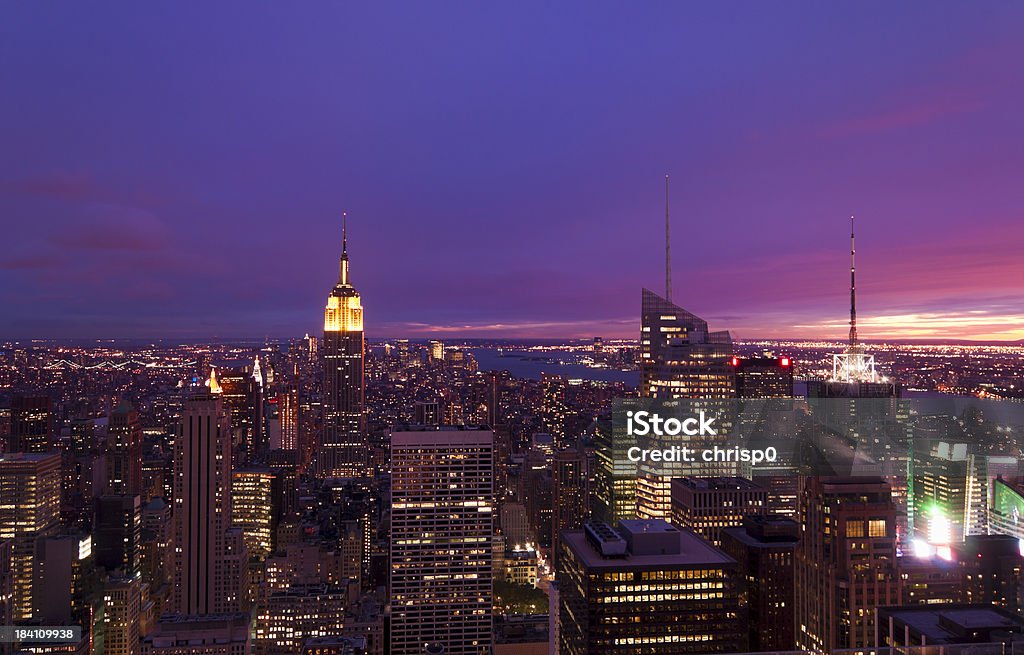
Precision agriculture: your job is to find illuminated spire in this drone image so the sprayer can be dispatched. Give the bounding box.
[339,211,350,286]
[665,174,672,303]
[208,367,222,394]
[252,355,263,389]
[849,215,857,347]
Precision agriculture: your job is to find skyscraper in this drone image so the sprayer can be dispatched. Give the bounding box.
[8,396,53,454]
[551,447,587,570]
[639,289,734,400]
[390,426,494,655]
[95,494,142,576]
[107,400,142,496]
[231,468,280,559]
[720,515,799,652]
[795,476,899,653]
[637,289,736,519]
[540,373,568,450]
[172,386,244,615]
[0,452,61,621]
[321,217,366,478]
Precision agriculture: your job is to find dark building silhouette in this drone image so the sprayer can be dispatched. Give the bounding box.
[9,396,53,453]
[733,356,794,398]
[107,400,142,496]
[721,515,799,652]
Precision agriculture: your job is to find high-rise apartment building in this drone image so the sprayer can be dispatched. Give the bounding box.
[389,427,494,655]
[0,452,61,621]
[321,220,366,477]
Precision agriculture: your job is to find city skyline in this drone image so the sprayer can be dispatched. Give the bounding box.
[3,4,1024,342]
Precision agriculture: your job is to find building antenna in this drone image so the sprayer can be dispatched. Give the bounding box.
[849,215,858,347]
[339,211,350,285]
[665,174,672,303]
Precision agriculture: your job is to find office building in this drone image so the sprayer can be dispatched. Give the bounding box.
[104,576,142,655]
[428,340,444,361]
[142,614,252,655]
[0,539,11,655]
[552,447,587,569]
[231,468,280,559]
[877,605,1024,649]
[720,515,799,651]
[558,519,742,655]
[795,476,900,653]
[637,290,735,519]
[0,452,61,621]
[390,427,494,655]
[670,476,767,546]
[540,373,567,449]
[733,356,794,398]
[591,411,638,523]
[9,396,52,453]
[95,494,142,576]
[107,401,142,496]
[33,533,98,628]
[217,361,265,466]
[254,584,348,655]
[954,534,1024,613]
[912,440,987,545]
[172,389,245,615]
[321,219,366,477]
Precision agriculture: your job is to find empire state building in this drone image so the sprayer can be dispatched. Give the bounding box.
[320,217,366,477]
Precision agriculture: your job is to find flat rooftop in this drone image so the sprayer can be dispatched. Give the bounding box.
[881,605,1024,643]
[672,476,765,491]
[563,524,735,571]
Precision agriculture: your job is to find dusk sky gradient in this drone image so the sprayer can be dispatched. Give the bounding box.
[2,3,1023,341]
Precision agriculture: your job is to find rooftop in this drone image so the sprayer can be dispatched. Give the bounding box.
[565,520,734,570]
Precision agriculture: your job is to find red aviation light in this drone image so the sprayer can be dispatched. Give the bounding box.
[731,357,739,367]
[780,357,791,367]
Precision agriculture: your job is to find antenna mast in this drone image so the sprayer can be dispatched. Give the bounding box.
[665,174,672,302]
[849,215,857,347]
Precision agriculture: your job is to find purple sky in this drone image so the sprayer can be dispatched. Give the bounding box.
[2,3,1023,341]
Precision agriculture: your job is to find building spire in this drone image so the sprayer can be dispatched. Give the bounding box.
[849,215,858,347]
[339,212,350,285]
[665,174,672,303]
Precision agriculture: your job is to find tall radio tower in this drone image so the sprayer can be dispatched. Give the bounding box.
[833,216,877,383]
[665,174,672,303]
